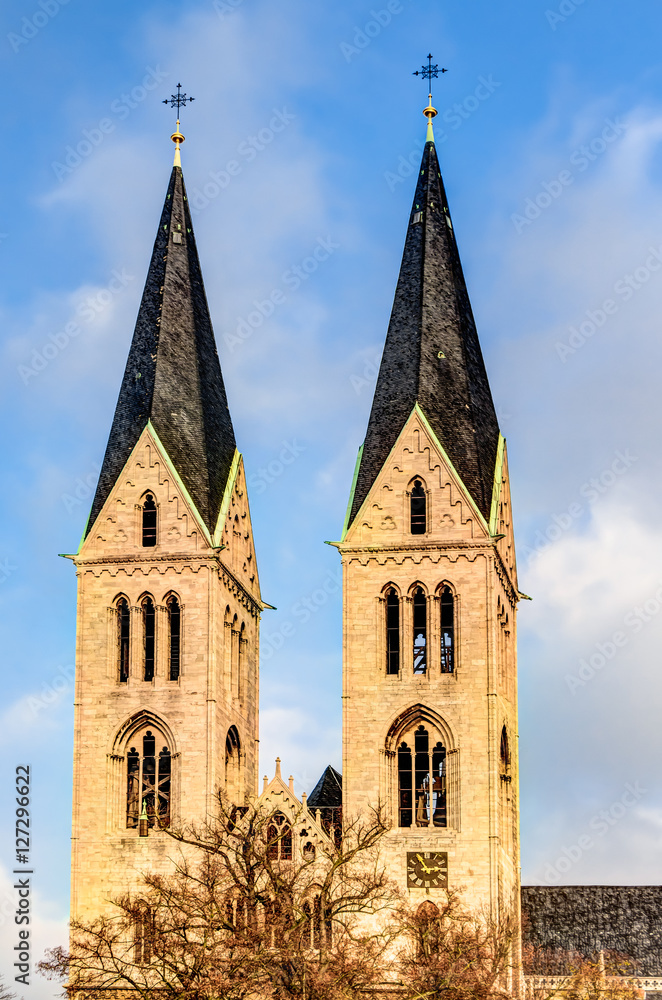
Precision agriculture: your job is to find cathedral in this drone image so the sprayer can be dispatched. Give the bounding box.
[68,95,662,995]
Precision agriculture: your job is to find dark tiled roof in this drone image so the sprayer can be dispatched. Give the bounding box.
[348,138,499,529]
[86,165,236,537]
[307,765,342,809]
[522,886,662,975]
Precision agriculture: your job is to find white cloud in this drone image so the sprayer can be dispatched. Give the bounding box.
[0,864,68,1000]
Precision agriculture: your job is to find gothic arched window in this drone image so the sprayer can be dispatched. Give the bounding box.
[126,729,171,829]
[117,597,130,682]
[133,904,154,965]
[225,726,241,801]
[167,596,181,681]
[410,479,426,534]
[439,586,455,673]
[238,622,246,701]
[266,812,292,861]
[397,725,446,828]
[500,725,510,770]
[142,493,157,547]
[142,597,156,681]
[386,588,400,675]
[412,587,427,674]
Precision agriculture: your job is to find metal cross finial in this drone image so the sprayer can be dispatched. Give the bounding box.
[413,53,448,93]
[413,54,447,126]
[163,82,195,115]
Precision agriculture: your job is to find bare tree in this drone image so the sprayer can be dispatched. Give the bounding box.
[41,794,399,1000]
[0,980,15,1000]
[393,888,518,1000]
[522,940,641,1000]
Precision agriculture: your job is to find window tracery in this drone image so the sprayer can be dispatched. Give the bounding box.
[397,724,446,828]
[126,729,171,829]
[266,812,292,860]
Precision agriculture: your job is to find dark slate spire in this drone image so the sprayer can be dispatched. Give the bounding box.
[87,164,236,536]
[347,135,500,528]
[308,765,343,809]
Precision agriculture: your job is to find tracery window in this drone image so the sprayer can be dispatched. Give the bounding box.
[412,587,427,674]
[386,588,400,675]
[142,493,157,547]
[266,812,292,861]
[439,586,455,673]
[397,725,446,828]
[167,596,181,681]
[410,479,426,534]
[117,597,130,682]
[127,730,171,829]
[142,597,156,681]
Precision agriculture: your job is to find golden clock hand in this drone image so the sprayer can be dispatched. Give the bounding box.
[416,853,431,873]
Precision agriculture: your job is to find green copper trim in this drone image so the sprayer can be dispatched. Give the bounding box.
[212,448,241,546]
[426,120,435,144]
[341,443,364,541]
[76,509,92,555]
[489,434,506,536]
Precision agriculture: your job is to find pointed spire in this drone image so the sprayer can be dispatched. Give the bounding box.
[347,129,500,528]
[87,161,236,537]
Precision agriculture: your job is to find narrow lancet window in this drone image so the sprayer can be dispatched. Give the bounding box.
[225,726,241,801]
[134,906,154,965]
[413,587,427,674]
[157,746,171,824]
[143,598,155,681]
[500,726,510,770]
[127,748,139,826]
[440,586,455,673]
[398,742,413,827]
[142,494,157,547]
[410,480,426,534]
[167,596,181,681]
[386,589,400,675]
[118,598,130,682]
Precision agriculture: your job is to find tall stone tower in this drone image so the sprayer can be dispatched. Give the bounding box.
[338,113,521,923]
[69,129,262,922]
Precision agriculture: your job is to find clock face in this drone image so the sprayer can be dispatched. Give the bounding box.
[406,851,448,889]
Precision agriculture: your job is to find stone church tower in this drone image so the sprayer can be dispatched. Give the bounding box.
[69,126,262,922]
[337,111,521,923]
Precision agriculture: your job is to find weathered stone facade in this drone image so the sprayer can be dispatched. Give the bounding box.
[338,404,520,922]
[71,426,261,921]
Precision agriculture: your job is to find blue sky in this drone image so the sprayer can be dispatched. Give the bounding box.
[3,0,662,993]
